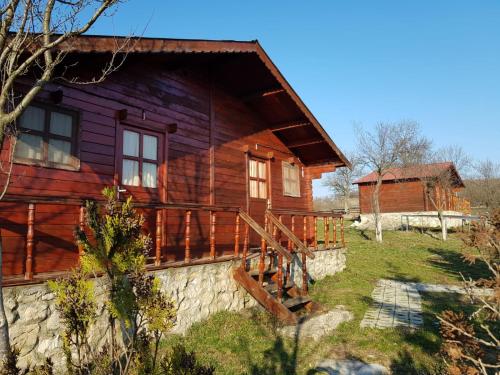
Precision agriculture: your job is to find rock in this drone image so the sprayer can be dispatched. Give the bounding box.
[279,308,353,341]
[315,359,388,375]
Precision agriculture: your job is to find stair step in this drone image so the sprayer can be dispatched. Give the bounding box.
[264,282,294,294]
[283,296,312,309]
[248,268,277,277]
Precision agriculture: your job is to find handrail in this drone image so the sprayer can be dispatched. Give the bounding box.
[266,210,315,259]
[271,208,344,218]
[238,209,292,262]
[2,195,240,212]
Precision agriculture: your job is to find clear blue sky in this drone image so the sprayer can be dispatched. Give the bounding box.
[87,1,500,197]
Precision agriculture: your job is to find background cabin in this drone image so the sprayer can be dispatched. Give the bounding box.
[0,36,349,284]
[353,162,470,215]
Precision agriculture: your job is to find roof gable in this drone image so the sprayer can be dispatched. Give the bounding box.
[60,35,350,168]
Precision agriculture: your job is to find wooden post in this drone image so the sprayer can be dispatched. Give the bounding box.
[287,215,293,253]
[259,215,268,285]
[78,206,85,260]
[242,223,249,270]
[302,252,307,292]
[277,253,283,302]
[25,203,35,280]
[185,210,191,263]
[333,217,337,247]
[341,216,345,247]
[210,211,216,259]
[155,209,162,266]
[313,216,318,249]
[324,217,329,249]
[234,212,240,256]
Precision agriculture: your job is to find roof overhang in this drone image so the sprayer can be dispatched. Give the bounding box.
[56,35,350,168]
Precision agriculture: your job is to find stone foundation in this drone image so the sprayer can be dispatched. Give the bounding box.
[353,211,467,230]
[3,248,346,372]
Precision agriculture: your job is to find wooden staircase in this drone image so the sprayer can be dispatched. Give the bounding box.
[234,209,319,324]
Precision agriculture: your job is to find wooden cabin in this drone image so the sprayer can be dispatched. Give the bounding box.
[354,162,470,214]
[0,36,350,304]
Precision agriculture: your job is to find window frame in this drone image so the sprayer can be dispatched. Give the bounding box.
[282,161,301,198]
[248,156,268,200]
[13,102,80,171]
[119,126,161,191]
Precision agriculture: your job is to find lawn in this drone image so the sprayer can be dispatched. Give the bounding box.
[163,226,489,374]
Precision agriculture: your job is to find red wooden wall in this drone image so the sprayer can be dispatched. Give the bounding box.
[0,58,315,277]
[358,180,428,214]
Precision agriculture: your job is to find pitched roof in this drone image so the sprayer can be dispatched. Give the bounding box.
[59,35,350,168]
[353,162,465,187]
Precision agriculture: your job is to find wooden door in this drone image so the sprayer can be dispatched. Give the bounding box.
[248,156,270,245]
[117,124,165,203]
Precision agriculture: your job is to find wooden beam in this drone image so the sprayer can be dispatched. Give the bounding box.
[241,87,285,101]
[271,121,310,132]
[287,138,324,149]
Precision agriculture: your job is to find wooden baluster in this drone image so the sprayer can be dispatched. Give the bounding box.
[78,206,85,261]
[242,223,249,270]
[313,216,318,249]
[286,215,295,283]
[259,215,268,285]
[163,208,167,263]
[25,203,35,280]
[210,211,216,259]
[155,209,162,266]
[287,215,293,253]
[341,216,345,247]
[184,210,191,263]
[302,252,308,292]
[303,216,307,247]
[324,216,329,249]
[277,215,283,244]
[234,213,240,257]
[333,217,337,247]
[277,253,283,302]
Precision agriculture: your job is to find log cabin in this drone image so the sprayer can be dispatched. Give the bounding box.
[0,36,350,322]
[354,162,470,215]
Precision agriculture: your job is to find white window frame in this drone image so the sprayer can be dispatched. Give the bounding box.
[282,161,301,198]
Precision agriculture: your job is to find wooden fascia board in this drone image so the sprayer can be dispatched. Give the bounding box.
[254,42,351,169]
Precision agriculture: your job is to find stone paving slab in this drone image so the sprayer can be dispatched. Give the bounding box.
[360,279,493,330]
[315,359,388,374]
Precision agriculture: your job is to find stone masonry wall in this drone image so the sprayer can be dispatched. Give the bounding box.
[353,211,467,230]
[3,249,346,372]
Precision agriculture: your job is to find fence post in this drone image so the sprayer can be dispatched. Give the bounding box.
[210,211,216,259]
[234,212,240,257]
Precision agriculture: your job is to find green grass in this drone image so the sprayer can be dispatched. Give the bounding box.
[161,227,489,374]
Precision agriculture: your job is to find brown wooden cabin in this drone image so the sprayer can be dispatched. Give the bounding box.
[0,36,350,286]
[354,162,470,215]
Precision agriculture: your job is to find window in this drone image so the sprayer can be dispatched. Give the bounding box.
[121,129,159,188]
[14,104,78,169]
[283,162,300,197]
[249,158,267,199]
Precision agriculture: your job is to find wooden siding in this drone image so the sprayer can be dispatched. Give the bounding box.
[358,180,427,214]
[0,59,315,277]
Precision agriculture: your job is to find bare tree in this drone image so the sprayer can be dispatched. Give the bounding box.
[323,152,362,212]
[0,0,126,362]
[438,209,499,374]
[436,145,472,177]
[356,122,430,242]
[465,160,500,211]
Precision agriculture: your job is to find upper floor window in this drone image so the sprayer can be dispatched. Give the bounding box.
[14,104,79,170]
[249,158,267,199]
[283,162,300,197]
[121,129,159,189]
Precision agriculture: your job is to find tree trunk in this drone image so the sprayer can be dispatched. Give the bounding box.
[344,196,349,213]
[438,211,447,241]
[0,233,11,361]
[373,179,383,243]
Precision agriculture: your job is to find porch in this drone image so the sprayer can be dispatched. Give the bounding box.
[1,195,346,287]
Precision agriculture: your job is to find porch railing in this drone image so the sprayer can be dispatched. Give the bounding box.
[0,196,346,285]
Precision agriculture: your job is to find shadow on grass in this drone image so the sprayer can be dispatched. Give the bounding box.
[427,247,490,281]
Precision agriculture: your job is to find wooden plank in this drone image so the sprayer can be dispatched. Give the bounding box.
[233,267,297,325]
